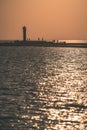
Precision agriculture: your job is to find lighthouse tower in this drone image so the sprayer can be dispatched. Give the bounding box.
[23,26,26,41]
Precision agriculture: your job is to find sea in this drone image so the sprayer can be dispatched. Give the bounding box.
[0,46,87,130]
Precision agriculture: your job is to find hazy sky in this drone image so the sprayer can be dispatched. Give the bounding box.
[0,0,87,40]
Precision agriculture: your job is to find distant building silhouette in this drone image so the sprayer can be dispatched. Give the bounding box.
[23,26,26,41]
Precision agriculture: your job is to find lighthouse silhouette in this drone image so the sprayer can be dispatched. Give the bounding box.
[23,26,26,41]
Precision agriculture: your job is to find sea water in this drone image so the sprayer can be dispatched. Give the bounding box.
[0,46,87,130]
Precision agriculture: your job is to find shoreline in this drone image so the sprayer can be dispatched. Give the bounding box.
[0,41,87,48]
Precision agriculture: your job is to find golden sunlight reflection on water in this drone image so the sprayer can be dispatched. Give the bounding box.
[0,47,87,129]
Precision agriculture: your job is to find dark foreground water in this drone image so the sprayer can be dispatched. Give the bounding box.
[0,47,87,130]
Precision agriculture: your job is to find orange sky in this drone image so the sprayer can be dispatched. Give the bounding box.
[0,0,87,40]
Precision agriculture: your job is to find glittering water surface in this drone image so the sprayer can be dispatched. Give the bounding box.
[0,47,87,130]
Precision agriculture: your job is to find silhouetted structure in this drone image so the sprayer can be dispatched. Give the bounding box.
[38,37,40,41]
[23,26,26,41]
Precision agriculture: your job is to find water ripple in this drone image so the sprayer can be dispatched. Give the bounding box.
[0,47,87,129]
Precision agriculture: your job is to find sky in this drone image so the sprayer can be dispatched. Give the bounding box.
[0,0,87,40]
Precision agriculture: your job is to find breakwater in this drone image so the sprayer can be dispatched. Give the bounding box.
[0,41,87,48]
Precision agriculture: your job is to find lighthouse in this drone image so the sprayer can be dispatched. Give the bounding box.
[23,26,26,41]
